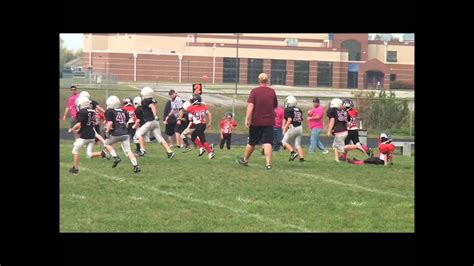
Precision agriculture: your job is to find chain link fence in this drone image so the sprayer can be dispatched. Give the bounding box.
[59,82,414,138]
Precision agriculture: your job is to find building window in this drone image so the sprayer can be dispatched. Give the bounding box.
[341,40,362,61]
[271,59,286,85]
[390,74,397,81]
[247,58,263,84]
[294,60,309,87]
[223,57,240,83]
[387,51,398,62]
[317,62,333,87]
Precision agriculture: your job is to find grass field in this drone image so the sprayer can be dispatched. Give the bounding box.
[60,139,414,232]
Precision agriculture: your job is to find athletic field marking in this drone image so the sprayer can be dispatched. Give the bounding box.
[60,163,313,232]
[288,170,413,199]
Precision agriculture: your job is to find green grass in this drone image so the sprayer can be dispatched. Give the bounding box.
[60,139,414,232]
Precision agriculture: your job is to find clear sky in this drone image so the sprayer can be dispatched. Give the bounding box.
[59,33,410,51]
[60,33,83,51]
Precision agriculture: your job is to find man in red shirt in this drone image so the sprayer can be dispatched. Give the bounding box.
[236,73,278,170]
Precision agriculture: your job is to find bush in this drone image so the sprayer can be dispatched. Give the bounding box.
[390,80,414,90]
[354,90,411,136]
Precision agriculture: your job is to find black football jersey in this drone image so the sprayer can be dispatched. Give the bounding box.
[327,107,348,133]
[141,98,157,122]
[76,108,97,139]
[284,107,303,127]
[105,108,129,136]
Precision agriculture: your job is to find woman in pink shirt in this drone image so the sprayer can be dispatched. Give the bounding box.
[273,105,284,151]
[307,97,328,154]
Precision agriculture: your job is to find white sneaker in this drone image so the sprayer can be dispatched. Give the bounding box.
[322,150,329,154]
[208,152,215,159]
[198,147,205,156]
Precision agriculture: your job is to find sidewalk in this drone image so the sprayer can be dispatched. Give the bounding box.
[123,82,414,99]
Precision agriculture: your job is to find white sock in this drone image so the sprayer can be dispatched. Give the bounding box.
[130,159,137,166]
[110,150,118,157]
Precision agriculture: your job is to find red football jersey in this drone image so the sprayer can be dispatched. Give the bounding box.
[378,143,395,161]
[188,105,209,124]
[220,119,237,134]
[347,108,359,130]
[122,105,136,124]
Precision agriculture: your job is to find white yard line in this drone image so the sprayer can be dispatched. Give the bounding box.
[288,170,413,199]
[60,163,313,232]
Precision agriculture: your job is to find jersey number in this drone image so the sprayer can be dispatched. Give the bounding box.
[293,111,302,122]
[87,112,95,126]
[194,111,206,121]
[116,112,126,124]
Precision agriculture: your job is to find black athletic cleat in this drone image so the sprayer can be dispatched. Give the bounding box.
[69,167,79,175]
[299,158,306,163]
[112,157,122,168]
[167,151,176,159]
[182,147,192,153]
[235,156,248,166]
[101,150,111,160]
[289,151,299,161]
[133,165,141,173]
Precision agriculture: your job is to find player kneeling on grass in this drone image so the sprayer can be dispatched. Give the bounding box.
[186,94,215,159]
[219,112,237,150]
[347,132,394,166]
[281,95,305,163]
[103,95,141,173]
[68,97,109,175]
[133,87,175,159]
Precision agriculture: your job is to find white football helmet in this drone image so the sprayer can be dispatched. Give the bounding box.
[380,132,393,144]
[182,101,191,111]
[123,97,133,106]
[284,95,297,108]
[133,96,142,106]
[330,98,343,108]
[76,96,91,109]
[106,95,121,109]
[141,87,154,98]
[79,91,90,99]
